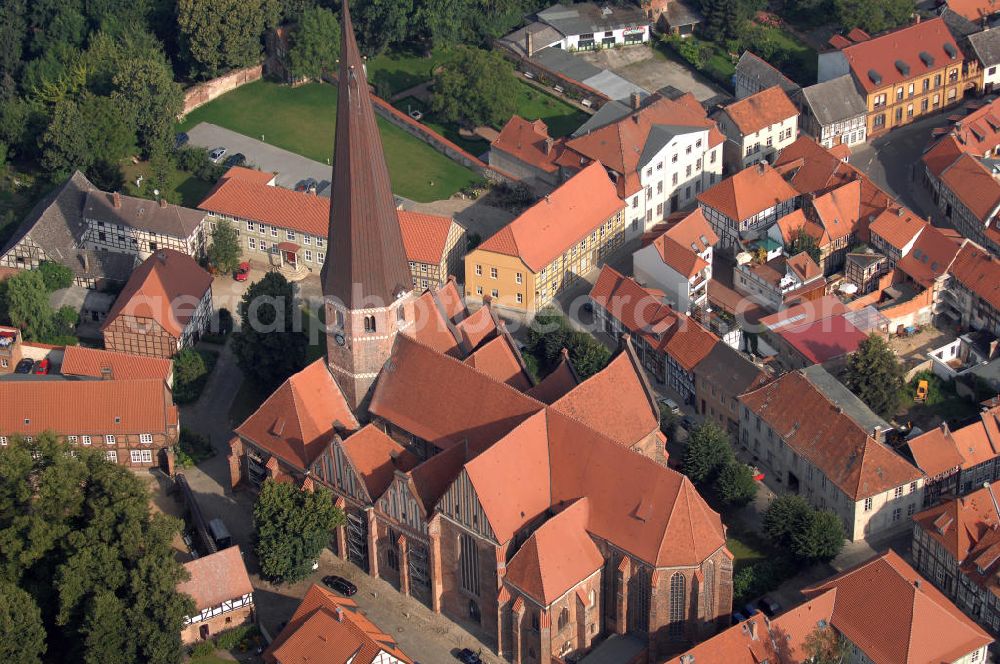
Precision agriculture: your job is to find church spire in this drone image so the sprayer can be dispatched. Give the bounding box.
[321,0,412,310]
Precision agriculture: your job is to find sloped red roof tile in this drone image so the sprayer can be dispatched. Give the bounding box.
[721,86,799,135]
[939,152,1000,222]
[61,345,172,382]
[697,163,799,221]
[842,18,961,94]
[950,241,1000,311]
[340,425,419,501]
[897,225,963,288]
[869,208,927,252]
[178,546,253,612]
[492,115,561,174]
[463,335,533,391]
[398,210,456,265]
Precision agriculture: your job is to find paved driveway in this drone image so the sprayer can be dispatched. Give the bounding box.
[187,122,332,191]
[577,47,726,102]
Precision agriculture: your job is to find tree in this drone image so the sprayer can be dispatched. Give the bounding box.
[231,272,308,390]
[37,261,73,291]
[111,51,183,157]
[803,624,849,664]
[787,228,821,264]
[683,421,734,485]
[208,220,243,274]
[524,309,611,381]
[354,0,413,56]
[833,0,914,34]
[288,7,341,81]
[762,494,812,548]
[714,460,758,507]
[177,0,266,79]
[173,348,207,386]
[0,582,46,664]
[431,46,518,129]
[253,479,345,583]
[792,509,845,562]
[3,270,53,340]
[41,92,132,183]
[844,333,903,418]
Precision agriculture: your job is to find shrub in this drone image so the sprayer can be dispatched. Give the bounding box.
[175,428,215,468]
[191,640,215,657]
[173,348,218,404]
[214,624,258,651]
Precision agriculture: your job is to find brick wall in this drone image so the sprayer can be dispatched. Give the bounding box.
[181,65,264,116]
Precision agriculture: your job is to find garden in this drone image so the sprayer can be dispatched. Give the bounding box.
[188,625,264,664]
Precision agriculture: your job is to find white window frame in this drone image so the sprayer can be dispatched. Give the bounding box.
[105,434,116,445]
[317,252,325,263]
[248,237,256,250]
[140,433,153,444]
[286,230,295,240]
[305,250,313,262]
[106,450,117,462]
[82,435,91,446]
[67,435,78,443]
[0,436,6,446]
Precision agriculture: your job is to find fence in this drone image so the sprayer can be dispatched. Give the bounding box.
[181,64,264,116]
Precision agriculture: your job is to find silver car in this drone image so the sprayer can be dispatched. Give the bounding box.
[209,147,227,163]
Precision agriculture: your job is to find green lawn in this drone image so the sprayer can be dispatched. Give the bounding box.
[366,47,451,96]
[121,160,214,208]
[512,82,589,137]
[177,80,479,202]
[190,656,233,664]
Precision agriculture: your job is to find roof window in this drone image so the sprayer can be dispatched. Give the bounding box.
[919,51,935,67]
[944,43,958,59]
[868,69,882,85]
[895,60,910,76]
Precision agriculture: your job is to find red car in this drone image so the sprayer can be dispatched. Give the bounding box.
[234,262,250,282]
[33,358,50,375]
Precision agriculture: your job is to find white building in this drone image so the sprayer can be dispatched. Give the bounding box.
[714,86,800,172]
[633,208,717,313]
[534,2,649,50]
[800,75,869,148]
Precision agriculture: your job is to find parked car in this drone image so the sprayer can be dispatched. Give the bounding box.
[209,147,227,163]
[234,261,250,282]
[14,358,33,374]
[731,611,747,625]
[174,132,189,149]
[33,358,50,375]
[657,397,681,416]
[224,152,246,168]
[679,415,697,430]
[295,178,318,193]
[743,602,760,617]
[757,595,781,617]
[455,649,482,664]
[322,575,357,596]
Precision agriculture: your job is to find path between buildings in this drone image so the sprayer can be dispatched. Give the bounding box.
[187,122,332,191]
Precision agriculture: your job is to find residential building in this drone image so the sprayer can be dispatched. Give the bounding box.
[967,28,1000,93]
[0,171,138,289]
[799,74,869,148]
[945,241,1000,336]
[692,342,769,438]
[590,266,717,404]
[0,325,21,374]
[945,0,1000,25]
[714,86,800,171]
[819,18,972,137]
[0,378,179,470]
[869,207,928,265]
[739,369,924,541]
[733,51,802,101]
[560,93,725,239]
[178,546,254,644]
[81,189,211,259]
[198,166,461,286]
[734,251,824,312]
[265,585,412,664]
[632,208,717,313]
[490,116,562,193]
[844,251,888,294]
[61,345,174,386]
[464,162,624,313]
[697,162,799,250]
[101,249,213,358]
[908,406,1000,506]
[913,479,1000,638]
[531,2,650,50]
[648,0,701,37]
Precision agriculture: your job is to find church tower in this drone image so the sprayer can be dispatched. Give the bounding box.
[322,0,414,411]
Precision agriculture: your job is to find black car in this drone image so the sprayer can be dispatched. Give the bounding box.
[224,152,247,168]
[455,649,482,664]
[757,595,782,617]
[14,358,34,374]
[322,575,357,596]
[174,132,189,150]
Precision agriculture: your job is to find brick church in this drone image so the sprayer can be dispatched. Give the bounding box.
[228,3,734,661]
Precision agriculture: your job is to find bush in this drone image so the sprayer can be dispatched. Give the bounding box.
[191,640,215,657]
[733,557,794,605]
[714,461,758,507]
[763,494,845,563]
[173,348,218,404]
[175,428,216,468]
[38,261,74,291]
[214,624,259,651]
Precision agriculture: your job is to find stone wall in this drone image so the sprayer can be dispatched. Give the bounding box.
[493,43,611,111]
[182,65,264,116]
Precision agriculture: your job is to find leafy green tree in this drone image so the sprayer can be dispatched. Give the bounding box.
[3,270,53,340]
[37,261,73,291]
[844,333,903,418]
[288,7,341,81]
[792,509,845,562]
[803,624,850,664]
[0,0,26,96]
[0,581,46,664]
[173,348,207,386]
[762,494,812,548]
[431,46,517,128]
[208,220,243,274]
[80,592,131,664]
[525,309,611,381]
[41,92,132,184]
[683,421,734,485]
[833,0,914,34]
[231,272,308,390]
[28,0,87,56]
[714,460,758,507]
[253,479,345,583]
[111,52,183,157]
[177,0,266,79]
[354,0,414,56]
[787,228,821,264]
[55,306,78,331]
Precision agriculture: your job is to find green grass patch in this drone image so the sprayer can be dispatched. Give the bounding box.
[366,48,451,96]
[727,535,767,570]
[175,428,216,468]
[121,160,214,208]
[900,371,981,428]
[512,82,589,138]
[177,80,478,202]
[393,96,489,155]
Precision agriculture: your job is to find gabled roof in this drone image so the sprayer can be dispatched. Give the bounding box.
[869,208,926,252]
[526,351,580,404]
[951,96,1000,156]
[178,546,253,611]
[735,51,801,96]
[801,74,868,126]
[787,251,822,282]
[235,359,359,470]
[907,424,966,478]
[777,314,867,365]
[83,190,208,239]
[397,211,457,265]
[939,152,1000,223]
[101,249,212,338]
[266,585,412,664]
[663,613,777,664]
[896,224,962,288]
[842,18,962,94]
[803,551,992,664]
[740,371,922,499]
[504,498,603,606]
[694,343,769,397]
[720,85,799,135]
[923,134,966,178]
[475,162,622,272]
[810,178,862,242]
[60,345,172,383]
[948,0,1000,23]
[492,115,561,174]
[950,241,1000,311]
[697,162,799,222]
[340,425,419,501]
[463,335,533,391]
[647,208,717,278]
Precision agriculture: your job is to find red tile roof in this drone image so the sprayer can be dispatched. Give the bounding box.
[526,353,580,404]
[0,378,177,437]
[950,241,1000,311]
[868,208,927,252]
[60,345,172,383]
[340,425,419,501]
[235,359,359,470]
[463,335,533,391]
[475,162,623,272]
[947,0,1000,22]
[503,498,604,606]
[721,85,799,135]
[787,251,822,282]
[923,134,966,178]
[939,152,1000,223]
[778,314,868,364]
[697,162,799,222]
[810,178,862,243]
[907,424,965,478]
[895,224,962,288]
[223,166,276,185]
[178,546,253,611]
[950,97,1000,156]
[397,210,456,265]
[803,550,992,664]
[492,115,561,174]
[664,613,777,664]
[101,249,212,338]
[740,371,922,499]
[266,585,412,664]
[648,209,717,277]
[842,18,962,94]
[915,479,1000,563]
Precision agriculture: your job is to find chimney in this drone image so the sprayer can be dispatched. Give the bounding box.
[334,606,345,622]
[112,192,122,209]
[872,425,882,441]
[914,578,922,588]
[159,197,167,208]
[545,137,554,155]
[100,365,113,380]
[526,30,534,58]
[630,91,642,110]
[749,619,758,640]
[545,194,551,204]
[757,162,765,174]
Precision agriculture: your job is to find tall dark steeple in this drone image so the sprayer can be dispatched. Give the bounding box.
[323,0,415,412]
[321,0,412,309]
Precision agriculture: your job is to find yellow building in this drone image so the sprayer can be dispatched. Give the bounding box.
[465,162,624,313]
